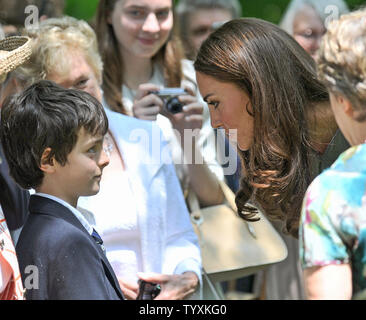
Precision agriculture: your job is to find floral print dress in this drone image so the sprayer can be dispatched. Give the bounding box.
[300,143,366,297]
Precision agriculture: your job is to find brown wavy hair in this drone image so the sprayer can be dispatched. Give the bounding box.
[96,0,184,114]
[195,18,330,238]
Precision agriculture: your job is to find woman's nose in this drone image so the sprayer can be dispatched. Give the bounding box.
[209,110,223,129]
[142,13,160,33]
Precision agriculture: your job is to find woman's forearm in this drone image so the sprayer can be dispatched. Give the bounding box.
[186,143,224,207]
[304,264,352,300]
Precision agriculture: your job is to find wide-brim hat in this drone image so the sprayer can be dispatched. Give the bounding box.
[0,36,32,77]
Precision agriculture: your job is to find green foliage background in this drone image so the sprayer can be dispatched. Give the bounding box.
[65,0,366,23]
[239,0,365,24]
[64,0,99,21]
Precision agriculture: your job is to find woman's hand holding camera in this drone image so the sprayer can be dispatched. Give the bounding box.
[137,271,199,300]
[167,87,204,136]
[132,84,204,135]
[133,83,164,121]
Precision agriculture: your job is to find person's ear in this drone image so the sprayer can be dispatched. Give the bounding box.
[337,95,357,119]
[39,147,56,173]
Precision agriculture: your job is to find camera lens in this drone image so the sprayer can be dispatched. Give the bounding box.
[165,97,183,114]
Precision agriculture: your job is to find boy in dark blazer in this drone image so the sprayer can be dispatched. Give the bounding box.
[0,80,124,300]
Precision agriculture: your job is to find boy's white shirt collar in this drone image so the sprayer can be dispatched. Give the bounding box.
[34,193,93,235]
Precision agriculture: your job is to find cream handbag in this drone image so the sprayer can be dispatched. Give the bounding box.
[189,181,288,283]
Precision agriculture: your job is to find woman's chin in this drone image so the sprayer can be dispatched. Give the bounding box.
[237,142,249,151]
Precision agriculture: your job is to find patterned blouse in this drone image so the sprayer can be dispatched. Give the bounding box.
[299,143,366,297]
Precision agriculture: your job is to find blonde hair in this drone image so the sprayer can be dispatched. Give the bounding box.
[17,16,102,86]
[317,7,366,121]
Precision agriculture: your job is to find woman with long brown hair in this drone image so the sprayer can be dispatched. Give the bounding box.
[194,17,349,299]
[96,0,224,208]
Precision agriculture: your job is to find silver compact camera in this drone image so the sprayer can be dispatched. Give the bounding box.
[152,88,187,114]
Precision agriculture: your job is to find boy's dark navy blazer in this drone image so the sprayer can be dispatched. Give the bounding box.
[16,195,124,300]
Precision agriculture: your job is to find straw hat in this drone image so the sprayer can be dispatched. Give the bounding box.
[0,36,32,77]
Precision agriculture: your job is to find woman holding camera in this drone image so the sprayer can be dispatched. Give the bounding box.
[96,0,224,207]
[18,16,202,300]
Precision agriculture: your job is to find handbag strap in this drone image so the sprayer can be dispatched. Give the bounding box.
[202,268,223,300]
[217,181,237,211]
[188,181,237,214]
